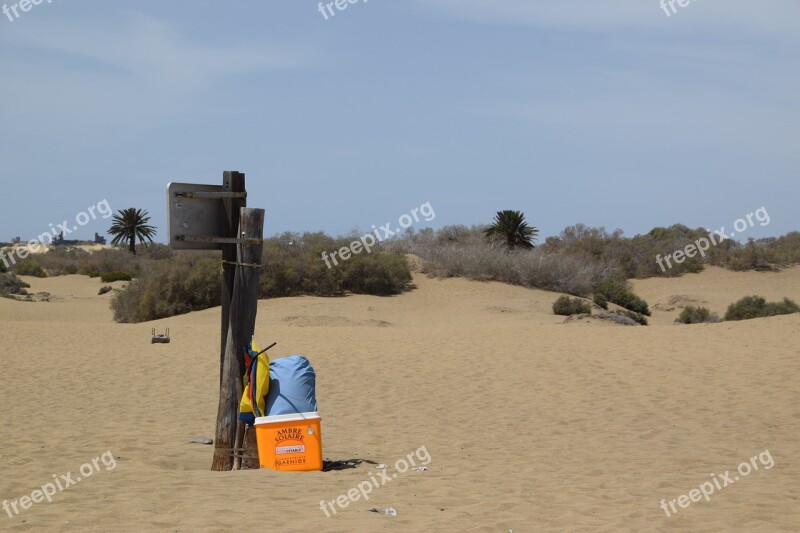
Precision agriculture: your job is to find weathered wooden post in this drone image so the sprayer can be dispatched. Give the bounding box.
[212,208,264,471]
[167,173,264,472]
[219,172,246,386]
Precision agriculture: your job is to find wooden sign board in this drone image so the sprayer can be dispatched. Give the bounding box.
[167,182,228,250]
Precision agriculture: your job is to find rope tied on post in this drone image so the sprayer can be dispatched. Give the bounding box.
[222,260,263,269]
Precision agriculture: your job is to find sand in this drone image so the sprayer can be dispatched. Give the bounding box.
[1,266,799,531]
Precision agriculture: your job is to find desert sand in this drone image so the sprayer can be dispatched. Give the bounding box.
[1,266,799,531]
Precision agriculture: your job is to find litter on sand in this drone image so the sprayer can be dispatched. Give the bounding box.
[368,507,397,516]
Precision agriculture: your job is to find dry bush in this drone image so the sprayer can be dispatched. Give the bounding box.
[111,232,413,323]
[260,231,411,297]
[676,306,720,324]
[401,233,605,296]
[0,272,30,295]
[111,253,220,323]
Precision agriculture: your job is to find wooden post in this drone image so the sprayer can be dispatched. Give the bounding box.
[211,207,265,471]
[241,426,260,470]
[220,172,246,386]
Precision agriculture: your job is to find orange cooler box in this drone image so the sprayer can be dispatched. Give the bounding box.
[254,412,322,471]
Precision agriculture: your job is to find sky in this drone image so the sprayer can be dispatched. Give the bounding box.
[1,0,798,245]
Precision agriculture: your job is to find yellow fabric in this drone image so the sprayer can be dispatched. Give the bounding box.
[239,342,270,421]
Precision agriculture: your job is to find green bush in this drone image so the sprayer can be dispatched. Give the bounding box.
[0,272,30,295]
[260,232,343,298]
[88,271,101,278]
[15,261,48,278]
[553,295,592,316]
[618,309,648,325]
[100,271,132,283]
[724,296,800,321]
[30,246,150,278]
[111,256,221,323]
[30,247,83,276]
[341,253,412,295]
[592,278,650,315]
[0,260,6,273]
[110,232,414,323]
[98,286,113,295]
[593,293,608,310]
[259,232,411,298]
[677,306,720,324]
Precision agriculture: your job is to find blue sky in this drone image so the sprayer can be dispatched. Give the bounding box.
[1,0,798,244]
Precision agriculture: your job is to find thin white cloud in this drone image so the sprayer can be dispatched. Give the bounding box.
[415,0,800,37]
[0,10,315,142]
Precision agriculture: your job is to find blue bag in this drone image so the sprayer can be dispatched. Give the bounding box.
[264,355,319,416]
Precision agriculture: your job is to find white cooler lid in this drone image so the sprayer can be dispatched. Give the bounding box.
[254,411,320,425]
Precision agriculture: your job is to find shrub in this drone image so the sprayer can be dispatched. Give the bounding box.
[30,247,83,276]
[724,296,800,321]
[111,256,221,323]
[0,260,6,273]
[618,309,648,325]
[0,272,30,295]
[15,261,48,278]
[593,278,651,315]
[259,232,411,298]
[393,223,800,282]
[260,232,343,298]
[98,286,113,295]
[100,271,132,283]
[676,306,720,324]
[593,293,608,310]
[88,271,101,278]
[341,253,412,295]
[31,246,150,278]
[394,232,605,296]
[553,296,592,316]
[111,232,415,323]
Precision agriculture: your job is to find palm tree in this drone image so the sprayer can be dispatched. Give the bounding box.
[108,208,157,255]
[484,210,538,250]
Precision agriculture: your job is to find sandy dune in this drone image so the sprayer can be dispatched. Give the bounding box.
[1,267,799,531]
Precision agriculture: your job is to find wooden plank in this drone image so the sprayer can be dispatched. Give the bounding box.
[220,172,246,386]
[212,207,264,471]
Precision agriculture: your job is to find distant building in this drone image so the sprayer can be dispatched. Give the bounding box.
[94,233,107,245]
[52,232,79,246]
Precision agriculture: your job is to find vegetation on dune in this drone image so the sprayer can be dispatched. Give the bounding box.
[390,226,603,296]
[676,306,720,324]
[260,232,410,298]
[5,211,799,323]
[108,233,413,323]
[100,271,132,283]
[552,296,592,316]
[593,293,608,310]
[110,255,221,323]
[616,309,648,326]
[13,261,47,278]
[540,224,800,278]
[592,277,651,316]
[724,296,800,321]
[390,221,800,306]
[0,272,30,296]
